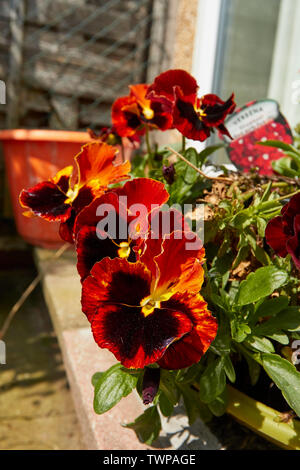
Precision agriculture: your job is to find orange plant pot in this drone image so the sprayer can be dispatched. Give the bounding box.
[0,129,91,249]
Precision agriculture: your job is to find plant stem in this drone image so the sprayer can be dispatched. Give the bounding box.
[165,146,232,183]
[145,128,152,156]
[276,189,300,201]
[145,128,154,170]
[181,135,186,153]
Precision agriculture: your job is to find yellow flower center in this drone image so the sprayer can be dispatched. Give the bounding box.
[194,106,207,120]
[65,186,78,204]
[140,291,174,317]
[143,107,154,120]
[118,241,131,259]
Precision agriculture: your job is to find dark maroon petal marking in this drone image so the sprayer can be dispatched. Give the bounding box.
[72,186,94,214]
[59,209,76,243]
[55,174,70,194]
[76,226,121,282]
[20,182,71,222]
[286,214,300,270]
[91,303,191,368]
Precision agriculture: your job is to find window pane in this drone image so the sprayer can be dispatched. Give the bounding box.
[215,0,281,106]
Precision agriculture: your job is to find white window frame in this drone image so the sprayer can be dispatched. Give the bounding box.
[189,0,222,151]
[268,0,300,128]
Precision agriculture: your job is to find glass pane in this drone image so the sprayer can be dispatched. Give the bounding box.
[215,0,281,106]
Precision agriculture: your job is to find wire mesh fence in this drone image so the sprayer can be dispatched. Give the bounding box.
[0,0,174,131]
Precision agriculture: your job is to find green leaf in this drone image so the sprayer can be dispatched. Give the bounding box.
[208,388,227,417]
[158,391,174,417]
[261,353,300,417]
[266,332,289,345]
[223,355,236,383]
[245,335,275,353]
[91,372,103,387]
[94,364,138,414]
[230,319,251,342]
[176,363,202,384]
[245,354,261,386]
[254,307,300,335]
[232,245,250,270]
[284,151,300,168]
[250,239,270,266]
[252,296,289,324]
[235,266,288,306]
[230,210,253,229]
[198,357,226,404]
[160,370,180,405]
[198,144,224,166]
[184,148,199,184]
[179,384,212,424]
[124,406,161,445]
[258,140,300,154]
[256,216,267,238]
[211,312,232,354]
[272,158,300,177]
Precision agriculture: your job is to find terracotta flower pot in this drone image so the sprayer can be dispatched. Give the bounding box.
[0,129,91,249]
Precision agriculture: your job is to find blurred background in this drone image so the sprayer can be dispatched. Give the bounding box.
[0,0,299,450]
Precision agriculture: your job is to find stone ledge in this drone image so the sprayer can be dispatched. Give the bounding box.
[61,327,148,450]
[34,247,149,450]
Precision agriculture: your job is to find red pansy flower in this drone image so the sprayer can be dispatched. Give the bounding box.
[111,84,173,138]
[265,192,300,270]
[81,231,217,370]
[147,69,236,141]
[20,142,131,243]
[74,178,169,282]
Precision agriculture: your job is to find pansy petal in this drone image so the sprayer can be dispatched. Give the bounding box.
[129,84,151,111]
[91,301,192,369]
[59,185,98,244]
[282,192,300,217]
[199,93,236,127]
[158,293,217,370]
[265,216,288,258]
[139,208,194,274]
[75,142,131,193]
[141,230,205,295]
[71,185,97,215]
[76,225,137,282]
[116,177,169,215]
[154,233,205,294]
[51,165,73,194]
[147,69,198,108]
[74,191,119,236]
[19,181,71,222]
[286,214,300,270]
[112,96,143,137]
[59,210,76,243]
[81,257,152,322]
[173,88,210,141]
